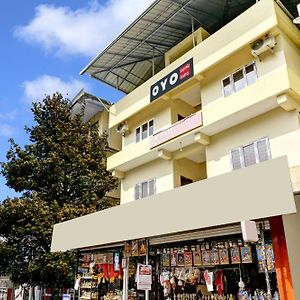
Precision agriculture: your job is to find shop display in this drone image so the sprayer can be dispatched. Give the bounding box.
[77,230,279,300]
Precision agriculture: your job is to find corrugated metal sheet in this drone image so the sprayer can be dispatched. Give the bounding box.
[80,0,299,94]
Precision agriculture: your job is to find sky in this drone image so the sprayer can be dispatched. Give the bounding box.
[0,0,154,199]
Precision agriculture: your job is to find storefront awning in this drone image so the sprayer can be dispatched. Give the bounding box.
[51,156,296,252]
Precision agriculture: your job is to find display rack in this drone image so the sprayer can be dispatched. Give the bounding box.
[79,275,98,300]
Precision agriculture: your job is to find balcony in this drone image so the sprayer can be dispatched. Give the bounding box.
[150,111,203,149]
[107,111,207,173]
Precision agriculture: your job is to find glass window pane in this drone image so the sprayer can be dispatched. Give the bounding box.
[243,143,256,167]
[222,77,233,97]
[136,127,140,143]
[231,149,242,170]
[149,120,154,136]
[233,70,246,92]
[257,139,270,162]
[134,184,140,200]
[149,179,155,196]
[142,123,148,139]
[142,182,148,198]
[245,64,257,85]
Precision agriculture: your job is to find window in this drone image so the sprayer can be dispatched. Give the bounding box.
[134,179,156,200]
[135,120,154,143]
[230,137,271,170]
[222,62,257,97]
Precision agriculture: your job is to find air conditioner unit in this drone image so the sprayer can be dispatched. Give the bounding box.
[116,122,129,136]
[251,34,276,58]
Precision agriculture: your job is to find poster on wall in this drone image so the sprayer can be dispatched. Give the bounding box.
[230,246,241,264]
[139,239,147,256]
[193,250,202,266]
[162,253,170,267]
[184,252,193,267]
[137,264,152,290]
[114,253,120,271]
[219,248,230,265]
[177,253,185,267]
[132,240,139,257]
[124,242,132,257]
[202,250,211,266]
[266,244,275,272]
[170,253,177,267]
[241,245,253,264]
[210,249,220,265]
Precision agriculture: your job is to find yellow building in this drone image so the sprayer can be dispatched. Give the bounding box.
[52,0,300,299]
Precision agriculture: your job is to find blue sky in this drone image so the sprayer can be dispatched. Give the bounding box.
[0,0,154,199]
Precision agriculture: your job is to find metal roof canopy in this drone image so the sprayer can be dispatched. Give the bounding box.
[80,0,299,95]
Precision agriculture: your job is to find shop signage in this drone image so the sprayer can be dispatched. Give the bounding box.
[137,263,152,290]
[150,58,194,102]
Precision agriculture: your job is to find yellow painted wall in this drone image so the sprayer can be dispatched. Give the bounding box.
[123,105,171,148]
[173,159,207,188]
[170,99,196,124]
[206,108,300,178]
[120,158,174,204]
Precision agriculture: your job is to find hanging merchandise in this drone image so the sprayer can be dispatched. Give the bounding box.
[162,253,171,267]
[124,241,132,257]
[183,252,193,267]
[210,249,220,265]
[132,240,139,256]
[138,239,147,256]
[240,245,253,264]
[192,249,202,266]
[177,253,185,267]
[201,250,211,266]
[219,248,230,265]
[170,252,177,267]
[215,270,224,295]
[230,246,241,264]
[203,270,214,292]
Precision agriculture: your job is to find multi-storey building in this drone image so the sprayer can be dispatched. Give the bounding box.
[72,89,120,203]
[51,0,300,298]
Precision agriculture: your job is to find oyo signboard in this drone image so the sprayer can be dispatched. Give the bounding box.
[150,58,194,102]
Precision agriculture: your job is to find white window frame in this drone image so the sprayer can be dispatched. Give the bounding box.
[221,62,257,97]
[230,137,271,171]
[135,119,154,143]
[134,178,156,200]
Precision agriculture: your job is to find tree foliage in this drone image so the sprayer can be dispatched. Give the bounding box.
[0,93,117,287]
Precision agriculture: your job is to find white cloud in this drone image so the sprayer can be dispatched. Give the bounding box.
[15,0,155,57]
[0,124,15,137]
[22,75,89,103]
[0,110,18,122]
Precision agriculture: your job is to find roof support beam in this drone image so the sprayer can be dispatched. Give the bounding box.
[108,0,195,72]
[92,54,163,75]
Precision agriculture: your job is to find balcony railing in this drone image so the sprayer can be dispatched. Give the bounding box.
[149,111,203,149]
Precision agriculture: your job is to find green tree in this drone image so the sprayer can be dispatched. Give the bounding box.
[0,93,117,287]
